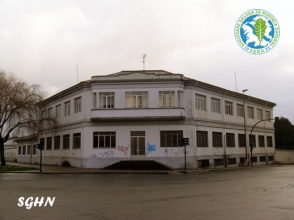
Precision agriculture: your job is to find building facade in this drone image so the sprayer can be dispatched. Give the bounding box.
[16,70,276,169]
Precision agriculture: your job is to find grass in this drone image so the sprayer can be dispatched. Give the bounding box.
[0,165,39,173]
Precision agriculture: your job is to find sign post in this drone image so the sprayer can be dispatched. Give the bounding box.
[182,138,190,170]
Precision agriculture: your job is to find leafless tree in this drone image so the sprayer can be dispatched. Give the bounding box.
[0,71,56,166]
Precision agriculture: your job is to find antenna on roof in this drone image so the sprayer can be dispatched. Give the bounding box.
[234,71,238,92]
[142,54,146,70]
[77,65,79,84]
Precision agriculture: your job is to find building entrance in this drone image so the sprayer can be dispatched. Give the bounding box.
[131,131,145,156]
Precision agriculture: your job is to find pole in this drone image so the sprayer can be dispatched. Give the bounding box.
[184,144,187,170]
[242,89,248,166]
[40,149,42,174]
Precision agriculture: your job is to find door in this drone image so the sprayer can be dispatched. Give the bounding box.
[131,131,145,155]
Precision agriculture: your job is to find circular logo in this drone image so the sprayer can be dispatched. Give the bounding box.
[235,9,280,55]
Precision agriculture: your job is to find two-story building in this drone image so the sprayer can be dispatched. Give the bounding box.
[16,70,276,169]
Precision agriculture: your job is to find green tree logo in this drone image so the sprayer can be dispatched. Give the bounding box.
[254,18,267,45]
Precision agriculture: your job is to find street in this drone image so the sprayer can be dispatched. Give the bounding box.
[1,166,294,220]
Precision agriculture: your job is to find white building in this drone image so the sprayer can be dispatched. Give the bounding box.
[16,70,276,169]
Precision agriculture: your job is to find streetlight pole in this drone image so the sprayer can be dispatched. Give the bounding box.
[242,89,248,166]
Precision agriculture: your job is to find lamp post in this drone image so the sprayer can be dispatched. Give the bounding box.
[242,89,248,166]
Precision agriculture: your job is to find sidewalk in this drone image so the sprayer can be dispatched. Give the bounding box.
[5,162,260,175]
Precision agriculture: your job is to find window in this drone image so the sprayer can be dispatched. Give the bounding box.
[195,94,206,111]
[27,145,31,155]
[197,131,208,147]
[92,92,97,109]
[74,97,82,113]
[249,135,256,147]
[64,101,70,116]
[159,91,175,108]
[73,133,81,149]
[177,91,183,107]
[258,135,265,147]
[268,155,274,161]
[198,159,210,168]
[238,134,246,147]
[212,132,222,147]
[160,131,183,147]
[265,110,271,120]
[226,133,235,147]
[257,109,262,120]
[228,158,237,165]
[260,156,266,162]
[56,105,61,118]
[39,138,45,150]
[93,132,116,148]
[125,91,148,108]
[33,145,37,155]
[22,146,26,155]
[251,157,257,163]
[247,106,254,119]
[214,158,224,166]
[211,98,221,113]
[63,134,70,149]
[237,104,244,117]
[267,136,273,147]
[18,146,21,155]
[225,101,233,115]
[54,136,60,150]
[41,110,47,119]
[46,137,52,150]
[99,92,114,109]
[48,108,53,118]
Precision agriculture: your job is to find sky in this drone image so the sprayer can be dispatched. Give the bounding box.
[0,0,293,122]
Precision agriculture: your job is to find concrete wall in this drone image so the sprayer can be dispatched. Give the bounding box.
[276,150,294,164]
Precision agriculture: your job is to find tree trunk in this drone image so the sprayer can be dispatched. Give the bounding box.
[0,137,6,166]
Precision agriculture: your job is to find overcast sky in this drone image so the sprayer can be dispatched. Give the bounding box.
[0,0,293,122]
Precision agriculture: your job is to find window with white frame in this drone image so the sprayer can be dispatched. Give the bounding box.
[258,135,265,147]
[64,101,70,116]
[257,108,262,120]
[99,92,114,109]
[27,145,31,155]
[125,91,148,108]
[211,98,221,113]
[237,104,244,117]
[74,97,82,113]
[265,110,271,120]
[267,136,273,147]
[48,107,53,118]
[195,94,206,111]
[46,137,52,150]
[225,101,233,115]
[93,132,116,148]
[22,146,26,155]
[177,91,183,107]
[160,131,183,147]
[159,91,175,108]
[73,133,81,149]
[56,105,61,118]
[54,136,60,150]
[92,92,97,109]
[247,106,254,119]
[238,134,246,147]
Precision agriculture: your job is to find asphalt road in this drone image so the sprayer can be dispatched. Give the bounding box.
[1,166,294,220]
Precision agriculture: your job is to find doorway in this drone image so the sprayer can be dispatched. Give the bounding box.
[131,131,145,156]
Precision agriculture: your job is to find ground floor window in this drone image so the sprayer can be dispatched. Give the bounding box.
[46,137,52,150]
[198,159,210,168]
[160,130,183,147]
[228,158,237,165]
[268,155,274,161]
[238,134,246,147]
[214,158,224,166]
[22,146,26,155]
[267,136,273,147]
[258,135,265,147]
[63,135,70,149]
[226,133,235,147]
[93,132,116,148]
[33,145,37,155]
[212,132,222,147]
[18,146,21,155]
[73,133,81,149]
[251,156,257,163]
[54,136,60,150]
[260,156,266,162]
[27,145,31,155]
[197,131,208,147]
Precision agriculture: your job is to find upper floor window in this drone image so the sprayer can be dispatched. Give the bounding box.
[92,93,97,109]
[195,94,206,111]
[177,91,183,107]
[125,91,148,108]
[41,110,47,119]
[225,101,233,115]
[74,97,82,113]
[56,105,61,118]
[99,92,114,109]
[211,98,221,113]
[257,108,262,120]
[159,91,175,108]
[265,110,271,120]
[247,106,254,119]
[48,107,53,118]
[64,101,70,116]
[237,104,244,117]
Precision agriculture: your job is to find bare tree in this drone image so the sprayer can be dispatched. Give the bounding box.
[0,71,55,166]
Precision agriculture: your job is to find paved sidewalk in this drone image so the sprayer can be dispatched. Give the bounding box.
[5,162,262,175]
